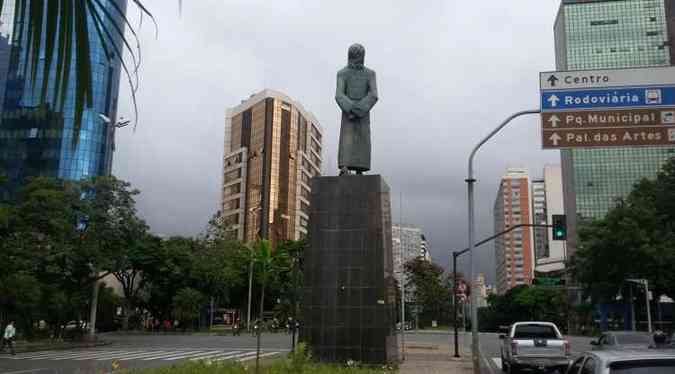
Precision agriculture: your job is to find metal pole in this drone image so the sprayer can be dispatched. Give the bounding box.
[467,109,539,374]
[247,260,254,332]
[630,285,636,331]
[453,252,460,357]
[644,280,652,333]
[400,192,405,360]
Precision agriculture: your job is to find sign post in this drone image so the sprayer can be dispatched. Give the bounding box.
[540,66,675,149]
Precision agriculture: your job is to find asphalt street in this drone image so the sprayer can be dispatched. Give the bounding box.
[0,332,294,374]
[0,331,595,374]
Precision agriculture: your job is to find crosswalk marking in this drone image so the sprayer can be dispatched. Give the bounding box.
[165,350,226,361]
[113,351,172,361]
[2,349,282,363]
[10,351,64,359]
[213,351,258,362]
[141,350,203,361]
[73,351,133,360]
[238,352,279,362]
[189,350,242,361]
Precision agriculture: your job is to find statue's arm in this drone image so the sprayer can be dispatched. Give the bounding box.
[335,73,354,113]
[355,70,378,114]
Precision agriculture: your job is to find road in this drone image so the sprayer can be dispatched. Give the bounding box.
[0,333,294,374]
[476,332,593,374]
[0,331,595,374]
[398,330,593,374]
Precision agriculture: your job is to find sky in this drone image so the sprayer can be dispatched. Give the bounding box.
[113,0,563,285]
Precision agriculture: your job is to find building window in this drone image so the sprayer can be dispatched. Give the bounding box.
[223,168,242,183]
[224,183,241,196]
[301,201,310,214]
[299,216,309,228]
[223,213,239,226]
[223,199,240,210]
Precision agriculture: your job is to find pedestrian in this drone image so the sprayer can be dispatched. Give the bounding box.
[233,318,240,336]
[1,321,16,355]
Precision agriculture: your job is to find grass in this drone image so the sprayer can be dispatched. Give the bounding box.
[122,361,396,374]
[122,344,397,374]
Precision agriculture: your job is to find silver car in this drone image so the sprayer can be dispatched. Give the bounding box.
[565,350,675,374]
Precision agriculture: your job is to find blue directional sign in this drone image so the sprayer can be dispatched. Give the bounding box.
[541,86,675,111]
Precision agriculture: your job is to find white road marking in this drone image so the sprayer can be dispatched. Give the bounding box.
[29,351,109,360]
[213,351,258,362]
[9,351,63,359]
[189,351,242,361]
[238,352,279,362]
[492,357,502,368]
[71,351,132,361]
[164,350,224,361]
[0,369,50,374]
[112,351,172,361]
[141,351,203,361]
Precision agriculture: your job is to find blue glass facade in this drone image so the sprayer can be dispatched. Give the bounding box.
[0,0,127,199]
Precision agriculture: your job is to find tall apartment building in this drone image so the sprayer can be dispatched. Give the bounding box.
[221,90,323,246]
[555,0,675,257]
[532,165,566,273]
[494,168,534,295]
[0,1,127,200]
[392,224,429,283]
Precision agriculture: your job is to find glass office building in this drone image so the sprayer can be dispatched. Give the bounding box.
[0,1,127,199]
[555,0,675,256]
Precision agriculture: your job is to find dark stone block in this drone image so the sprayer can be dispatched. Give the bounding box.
[301,175,398,365]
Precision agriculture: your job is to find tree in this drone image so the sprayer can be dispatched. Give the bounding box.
[403,258,453,327]
[250,240,288,322]
[112,233,163,330]
[574,158,675,303]
[172,288,206,330]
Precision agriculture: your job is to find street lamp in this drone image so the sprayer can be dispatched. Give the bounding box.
[465,109,540,374]
[98,113,131,128]
[626,279,652,333]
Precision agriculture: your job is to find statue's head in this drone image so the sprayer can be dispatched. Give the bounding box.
[348,43,365,70]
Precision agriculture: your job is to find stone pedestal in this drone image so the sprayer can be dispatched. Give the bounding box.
[302,175,398,364]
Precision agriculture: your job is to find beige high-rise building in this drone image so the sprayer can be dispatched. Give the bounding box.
[494,168,535,295]
[221,90,323,246]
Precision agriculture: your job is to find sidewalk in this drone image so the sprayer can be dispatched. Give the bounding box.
[399,341,473,374]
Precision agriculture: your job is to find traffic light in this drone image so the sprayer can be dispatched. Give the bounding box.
[552,214,566,240]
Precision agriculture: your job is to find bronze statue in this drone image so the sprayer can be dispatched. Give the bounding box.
[336,43,378,175]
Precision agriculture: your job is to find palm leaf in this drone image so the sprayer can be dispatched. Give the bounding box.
[0,0,155,147]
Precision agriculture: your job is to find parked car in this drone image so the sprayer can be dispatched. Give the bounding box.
[590,331,653,351]
[500,321,572,374]
[565,350,675,374]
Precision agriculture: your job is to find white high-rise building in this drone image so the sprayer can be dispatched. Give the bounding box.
[533,165,566,273]
[392,224,430,284]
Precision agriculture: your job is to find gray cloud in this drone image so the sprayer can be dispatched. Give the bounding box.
[113,0,562,285]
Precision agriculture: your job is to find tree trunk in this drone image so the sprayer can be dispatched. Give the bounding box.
[88,280,100,340]
[259,282,266,321]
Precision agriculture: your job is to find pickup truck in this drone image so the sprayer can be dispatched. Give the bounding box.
[500,321,572,374]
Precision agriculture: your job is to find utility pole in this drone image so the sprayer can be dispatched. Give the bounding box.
[466,109,540,374]
[630,285,636,331]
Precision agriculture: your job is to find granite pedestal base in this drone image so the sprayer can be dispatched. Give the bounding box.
[301,175,398,364]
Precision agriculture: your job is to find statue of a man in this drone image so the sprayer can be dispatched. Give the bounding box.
[336,43,378,175]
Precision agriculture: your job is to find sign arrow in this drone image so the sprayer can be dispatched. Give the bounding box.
[547,94,560,107]
[549,133,562,146]
[547,75,559,87]
[548,115,561,128]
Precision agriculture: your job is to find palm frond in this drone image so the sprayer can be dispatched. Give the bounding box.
[2,0,155,147]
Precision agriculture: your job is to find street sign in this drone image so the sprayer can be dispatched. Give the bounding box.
[540,66,675,149]
[542,108,675,130]
[532,277,565,287]
[540,66,675,90]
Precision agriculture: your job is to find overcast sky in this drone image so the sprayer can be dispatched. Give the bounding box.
[113,0,563,284]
